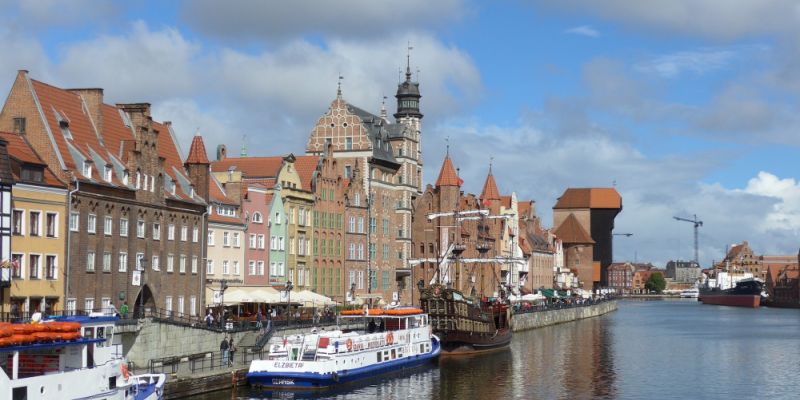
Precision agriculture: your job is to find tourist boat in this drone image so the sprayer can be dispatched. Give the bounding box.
[680,288,700,298]
[418,284,512,355]
[247,307,440,390]
[0,315,165,400]
[699,279,766,308]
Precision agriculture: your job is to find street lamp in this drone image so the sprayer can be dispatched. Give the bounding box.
[137,257,147,318]
[219,279,229,328]
[285,280,293,327]
[350,282,356,306]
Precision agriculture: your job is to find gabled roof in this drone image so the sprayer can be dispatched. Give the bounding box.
[294,155,320,191]
[553,213,595,244]
[435,155,461,187]
[554,188,621,209]
[211,156,283,178]
[0,132,64,187]
[186,134,210,164]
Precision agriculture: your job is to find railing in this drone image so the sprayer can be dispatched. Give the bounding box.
[511,296,615,315]
[0,309,92,323]
[147,346,270,376]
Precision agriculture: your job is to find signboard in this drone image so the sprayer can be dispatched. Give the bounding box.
[132,271,141,286]
[346,293,353,302]
[279,290,289,302]
[392,292,398,301]
[212,290,222,304]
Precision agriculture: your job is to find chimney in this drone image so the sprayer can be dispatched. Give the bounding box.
[116,103,152,136]
[68,88,104,135]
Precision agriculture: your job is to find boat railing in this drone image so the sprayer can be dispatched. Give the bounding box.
[146,346,269,376]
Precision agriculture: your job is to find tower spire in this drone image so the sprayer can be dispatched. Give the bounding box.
[406,41,413,81]
[337,74,344,98]
[380,95,387,119]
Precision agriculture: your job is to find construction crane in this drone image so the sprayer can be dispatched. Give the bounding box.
[673,214,703,266]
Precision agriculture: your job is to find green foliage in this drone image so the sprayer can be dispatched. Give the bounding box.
[645,272,667,293]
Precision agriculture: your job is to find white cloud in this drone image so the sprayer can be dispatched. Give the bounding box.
[741,172,800,233]
[635,48,737,78]
[565,25,599,38]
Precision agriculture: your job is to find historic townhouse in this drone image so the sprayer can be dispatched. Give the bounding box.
[306,69,423,304]
[2,132,67,316]
[0,71,207,316]
[204,172,246,306]
[343,161,368,303]
[519,200,557,292]
[241,184,271,287]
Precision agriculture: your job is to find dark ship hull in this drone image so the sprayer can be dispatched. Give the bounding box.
[419,284,512,355]
[699,279,764,308]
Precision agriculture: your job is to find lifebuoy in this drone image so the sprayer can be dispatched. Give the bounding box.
[345,338,353,352]
[121,363,130,380]
[386,332,394,345]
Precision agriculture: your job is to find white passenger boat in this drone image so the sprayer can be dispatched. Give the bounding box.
[0,315,165,400]
[680,288,700,298]
[247,307,440,390]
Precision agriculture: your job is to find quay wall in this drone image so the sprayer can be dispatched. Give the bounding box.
[121,320,233,369]
[511,300,618,332]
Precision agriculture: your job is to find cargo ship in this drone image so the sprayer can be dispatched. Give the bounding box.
[699,279,765,308]
[418,284,512,355]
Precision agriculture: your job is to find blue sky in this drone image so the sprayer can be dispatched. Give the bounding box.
[2,0,800,267]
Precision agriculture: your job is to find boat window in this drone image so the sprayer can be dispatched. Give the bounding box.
[96,327,105,347]
[419,344,424,353]
[377,352,382,362]
[84,327,95,338]
[391,349,396,360]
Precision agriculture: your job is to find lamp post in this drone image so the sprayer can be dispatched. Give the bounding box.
[137,256,147,318]
[349,282,356,307]
[285,280,293,327]
[219,279,228,328]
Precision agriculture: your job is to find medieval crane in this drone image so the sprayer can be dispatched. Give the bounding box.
[673,214,703,266]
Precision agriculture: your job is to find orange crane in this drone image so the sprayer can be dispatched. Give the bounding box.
[673,214,703,266]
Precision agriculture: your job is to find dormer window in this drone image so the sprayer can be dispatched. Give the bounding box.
[136,171,141,189]
[123,170,129,185]
[82,161,92,178]
[171,181,176,195]
[190,186,195,198]
[104,165,112,182]
[20,165,43,182]
[142,174,148,190]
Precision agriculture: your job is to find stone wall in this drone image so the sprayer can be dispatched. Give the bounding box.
[122,320,235,368]
[511,300,617,332]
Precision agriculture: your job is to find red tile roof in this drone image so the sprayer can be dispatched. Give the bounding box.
[294,155,320,191]
[554,188,621,209]
[480,172,501,202]
[0,131,65,187]
[211,156,283,178]
[518,201,533,218]
[553,213,595,244]
[185,135,210,164]
[435,156,461,187]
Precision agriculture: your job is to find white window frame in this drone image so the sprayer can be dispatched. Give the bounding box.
[223,231,230,247]
[152,255,160,271]
[104,216,112,236]
[233,232,240,248]
[192,227,199,243]
[86,251,95,272]
[120,218,128,237]
[181,225,188,241]
[102,252,111,272]
[152,222,161,240]
[206,260,214,275]
[168,224,175,240]
[118,252,127,272]
[208,230,215,246]
[87,213,96,234]
[167,254,174,273]
[179,255,186,274]
[69,211,78,232]
[137,218,145,238]
[191,256,198,274]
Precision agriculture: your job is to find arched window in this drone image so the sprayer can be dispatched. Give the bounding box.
[252,212,263,223]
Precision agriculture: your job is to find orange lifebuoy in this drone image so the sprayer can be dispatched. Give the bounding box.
[386,332,394,345]
[121,363,130,380]
[345,338,353,352]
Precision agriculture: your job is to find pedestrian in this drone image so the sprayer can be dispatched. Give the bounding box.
[205,310,214,328]
[120,302,129,319]
[228,337,237,367]
[256,309,263,329]
[220,336,229,367]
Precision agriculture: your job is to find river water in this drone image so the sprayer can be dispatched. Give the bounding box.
[197,299,800,399]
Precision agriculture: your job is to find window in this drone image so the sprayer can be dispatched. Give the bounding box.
[45,213,57,237]
[152,222,161,240]
[354,193,360,206]
[382,271,390,290]
[82,161,92,178]
[258,234,265,249]
[136,253,145,270]
[190,296,197,317]
[118,252,127,272]
[223,232,230,247]
[349,217,355,232]
[120,218,128,237]
[345,165,352,179]
[29,211,41,236]
[13,117,25,134]
[137,218,145,238]
[165,296,172,317]
[152,255,160,271]
[279,237,285,251]
[206,260,214,275]
[123,170,129,185]
[103,252,111,272]
[180,255,186,273]
[369,218,376,234]
[85,298,95,313]
[86,251,95,272]
[270,236,277,250]
[298,208,306,226]
[357,271,364,290]
[167,255,174,273]
[208,230,215,245]
[249,261,256,275]
[29,254,41,279]
[222,260,229,275]
[233,232,240,247]
[177,296,184,317]
[181,226,188,241]
[68,212,79,232]
[12,210,23,235]
[349,243,356,259]
[382,218,389,235]
[252,212,263,223]
[289,208,295,224]
[257,261,265,275]
[249,234,257,249]
[11,254,23,278]
[345,137,353,150]
[278,262,285,276]
[270,262,276,277]
[369,243,376,260]
[232,260,239,275]
[192,227,199,242]
[358,217,364,233]
[168,224,175,240]
[274,212,281,224]
[104,165,112,182]
[358,244,364,260]
[289,237,295,255]
[192,256,198,274]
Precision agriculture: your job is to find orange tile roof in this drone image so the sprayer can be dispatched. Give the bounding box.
[480,172,501,202]
[152,121,196,201]
[518,201,532,217]
[553,213,595,244]
[186,135,210,164]
[554,188,622,209]
[435,155,461,187]
[0,131,65,187]
[294,155,320,191]
[211,156,283,178]
[100,103,135,160]
[501,195,512,208]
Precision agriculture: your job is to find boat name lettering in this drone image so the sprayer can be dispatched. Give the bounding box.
[272,378,295,385]
[353,339,385,352]
[273,362,304,369]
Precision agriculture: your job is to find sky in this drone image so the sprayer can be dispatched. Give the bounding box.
[2,0,800,267]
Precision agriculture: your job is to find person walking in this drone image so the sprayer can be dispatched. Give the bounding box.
[120,302,129,319]
[220,336,229,367]
[255,309,263,329]
[228,337,237,367]
[205,310,214,328]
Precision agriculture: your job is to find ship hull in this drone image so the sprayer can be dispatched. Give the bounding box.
[436,328,512,355]
[699,294,760,308]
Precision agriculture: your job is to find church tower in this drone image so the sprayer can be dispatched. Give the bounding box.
[392,50,424,197]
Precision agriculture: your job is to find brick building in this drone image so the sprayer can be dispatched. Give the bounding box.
[665,260,701,283]
[553,188,622,289]
[0,72,207,316]
[519,200,557,292]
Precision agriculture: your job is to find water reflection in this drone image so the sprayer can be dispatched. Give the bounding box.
[203,300,800,400]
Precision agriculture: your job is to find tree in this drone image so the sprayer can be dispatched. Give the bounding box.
[645,272,666,293]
